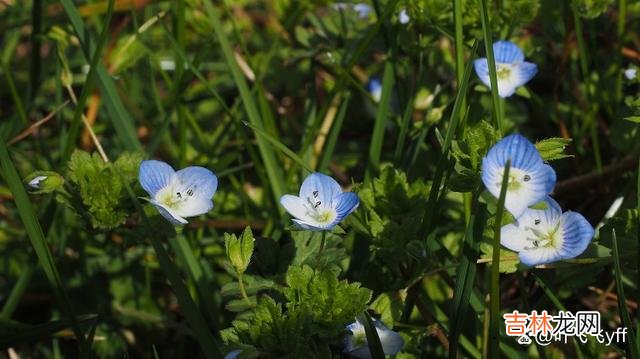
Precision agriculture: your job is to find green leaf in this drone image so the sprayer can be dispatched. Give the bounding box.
[535,137,573,161]
[479,243,519,274]
[224,226,256,274]
[0,137,88,353]
[67,150,143,229]
[369,292,404,328]
[284,265,372,336]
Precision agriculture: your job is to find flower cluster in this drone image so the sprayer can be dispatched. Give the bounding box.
[481,134,595,266]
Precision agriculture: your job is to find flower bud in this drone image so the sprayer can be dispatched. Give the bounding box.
[24,171,65,194]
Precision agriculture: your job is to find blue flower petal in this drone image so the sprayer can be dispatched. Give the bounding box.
[518,246,562,266]
[149,201,188,225]
[481,135,556,218]
[173,166,218,200]
[473,58,491,88]
[557,211,594,259]
[493,41,524,63]
[299,172,342,208]
[513,61,538,87]
[488,134,542,170]
[334,192,359,223]
[291,218,330,231]
[514,207,594,266]
[139,160,175,197]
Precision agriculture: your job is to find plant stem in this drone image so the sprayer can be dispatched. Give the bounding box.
[489,159,510,358]
[316,231,327,266]
[237,272,251,306]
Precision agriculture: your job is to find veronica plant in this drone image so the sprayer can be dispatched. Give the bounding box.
[344,317,404,358]
[366,77,382,103]
[138,160,218,225]
[481,134,556,219]
[280,172,359,231]
[474,40,538,97]
[501,197,594,266]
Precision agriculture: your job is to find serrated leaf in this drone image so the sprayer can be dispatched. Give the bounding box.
[225,297,258,313]
[67,150,143,229]
[369,292,403,329]
[535,137,573,161]
[479,243,519,273]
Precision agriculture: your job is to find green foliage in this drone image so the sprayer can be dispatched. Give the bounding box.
[67,150,142,229]
[225,226,256,274]
[284,265,372,335]
[23,170,65,194]
[222,266,371,356]
[535,137,573,161]
[572,0,615,18]
[479,243,520,273]
[600,209,639,274]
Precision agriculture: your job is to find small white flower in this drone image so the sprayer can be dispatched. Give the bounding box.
[28,176,48,189]
[624,68,637,80]
[481,134,556,219]
[138,160,218,225]
[332,3,373,19]
[398,9,410,24]
[474,41,538,98]
[366,77,382,103]
[224,349,242,359]
[344,318,404,358]
[501,197,594,266]
[280,172,359,231]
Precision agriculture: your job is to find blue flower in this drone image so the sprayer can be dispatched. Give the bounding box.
[280,172,359,231]
[224,350,242,359]
[344,318,404,359]
[473,40,538,97]
[366,77,382,103]
[139,160,218,225]
[481,134,556,219]
[501,197,594,266]
[398,9,410,24]
[332,3,373,19]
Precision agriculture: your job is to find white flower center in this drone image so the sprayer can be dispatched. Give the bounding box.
[303,190,336,224]
[496,63,512,80]
[495,168,532,193]
[155,183,196,210]
[523,220,562,250]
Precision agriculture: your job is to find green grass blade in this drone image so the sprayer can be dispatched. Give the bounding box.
[361,312,385,359]
[611,229,639,359]
[489,160,510,358]
[123,184,222,358]
[59,0,142,151]
[317,94,351,173]
[637,159,640,347]
[533,273,587,358]
[449,201,486,359]
[169,233,220,330]
[0,314,97,348]
[242,121,312,173]
[0,266,35,319]
[0,136,88,354]
[1,61,28,126]
[478,0,503,135]
[572,9,602,173]
[202,1,285,207]
[62,0,115,161]
[365,60,394,183]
